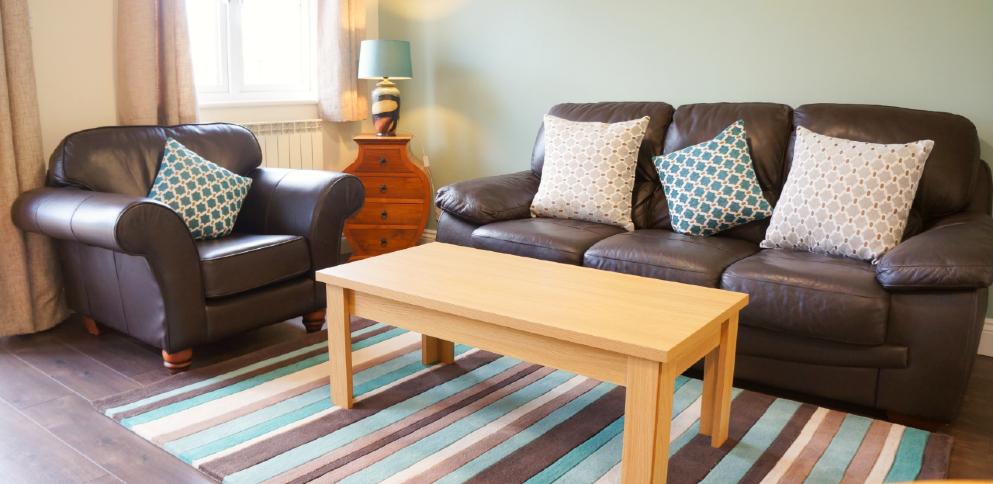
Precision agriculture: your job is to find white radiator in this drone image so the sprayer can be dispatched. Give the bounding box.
[242,120,323,170]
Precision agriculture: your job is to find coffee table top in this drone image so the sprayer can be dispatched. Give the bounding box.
[316,242,747,362]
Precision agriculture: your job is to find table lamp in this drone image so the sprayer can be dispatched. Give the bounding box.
[358,40,412,136]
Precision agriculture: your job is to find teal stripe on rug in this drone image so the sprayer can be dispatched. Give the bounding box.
[174,348,461,463]
[806,413,873,483]
[123,329,411,428]
[105,342,325,417]
[122,352,329,428]
[527,416,624,483]
[435,382,616,484]
[342,370,581,483]
[553,426,624,483]
[884,427,929,482]
[701,398,801,483]
[105,323,386,418]
[224,356,522,484]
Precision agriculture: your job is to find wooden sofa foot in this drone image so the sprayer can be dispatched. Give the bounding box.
[162,349,193,373]
[82,316,101,336]
[303,309,326,333]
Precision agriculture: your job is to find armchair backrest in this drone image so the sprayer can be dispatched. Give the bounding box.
[47,123,262,197]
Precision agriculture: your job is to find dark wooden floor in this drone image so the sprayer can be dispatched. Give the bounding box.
[0,315,990,482]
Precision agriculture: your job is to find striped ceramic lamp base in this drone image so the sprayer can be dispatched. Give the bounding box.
[372,78,400,136]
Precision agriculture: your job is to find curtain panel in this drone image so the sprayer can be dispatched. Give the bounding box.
[116,0,198,125]
[0,0,67,336]
[317,0,368,123]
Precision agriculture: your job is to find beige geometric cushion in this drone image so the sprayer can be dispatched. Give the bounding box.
[760,127,934,261]
[530,115,650,231]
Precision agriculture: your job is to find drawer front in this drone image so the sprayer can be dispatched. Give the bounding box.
[353,147,414,174]
[350,202,425,226]
[347,228,421,255]
[358,175,426,200]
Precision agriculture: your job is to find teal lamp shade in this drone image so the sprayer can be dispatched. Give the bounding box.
[358,40,412,80]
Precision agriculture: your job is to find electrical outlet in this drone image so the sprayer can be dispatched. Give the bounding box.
[422,155,431,167]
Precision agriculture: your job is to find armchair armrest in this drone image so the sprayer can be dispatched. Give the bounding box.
[12,187,205,351]
[435,170,540,225]
[235,168,365,269]
[876,213,993,290]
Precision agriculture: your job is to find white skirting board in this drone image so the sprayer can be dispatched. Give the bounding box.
[411,230,993,357]
[980,319,993,357]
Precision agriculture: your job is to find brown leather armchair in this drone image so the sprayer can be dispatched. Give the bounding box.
[11,123,364,371]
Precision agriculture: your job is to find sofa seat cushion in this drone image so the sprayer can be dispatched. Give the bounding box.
[471,218,624,264]
[584,229,758,287]
[197,234,311,298]
[722,249,889,345]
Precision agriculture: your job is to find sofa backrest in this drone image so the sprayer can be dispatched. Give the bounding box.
[790,104,981,229]
[47,123,262,197]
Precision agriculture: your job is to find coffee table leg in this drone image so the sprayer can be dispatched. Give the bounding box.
[622,357,674,483]
[327,285,354,409]
[703,314,738,447]
[422,335,455,365]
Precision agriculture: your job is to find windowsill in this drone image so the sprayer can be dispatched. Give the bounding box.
[198,98,319,109]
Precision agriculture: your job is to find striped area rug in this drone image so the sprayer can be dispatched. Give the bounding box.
[95,319,951,483]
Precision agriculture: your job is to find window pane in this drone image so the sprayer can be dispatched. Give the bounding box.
[186,0,225,91]
[240,0,310,90]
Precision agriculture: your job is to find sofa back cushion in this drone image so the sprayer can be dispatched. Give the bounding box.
[790,104,980,224]
[653,102,793,241]
[48,123,262,197]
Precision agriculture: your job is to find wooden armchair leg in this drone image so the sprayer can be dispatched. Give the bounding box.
[302,309,326,333]
[162,349,193,373]
[82,316,101,336]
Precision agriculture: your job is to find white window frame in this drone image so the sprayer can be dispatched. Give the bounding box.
[192,0,318,107]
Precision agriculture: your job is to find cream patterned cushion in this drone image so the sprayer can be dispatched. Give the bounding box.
[530,115,650,231]
[760,127,934,261]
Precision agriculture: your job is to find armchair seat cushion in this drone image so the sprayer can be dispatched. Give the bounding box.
[197,234,311,298]
[722,249,889,345]
[584,229,758,287]
[471,218,624,264]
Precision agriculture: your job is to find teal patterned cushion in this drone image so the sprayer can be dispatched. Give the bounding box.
[653,120,772,236]
[148,138,253,240]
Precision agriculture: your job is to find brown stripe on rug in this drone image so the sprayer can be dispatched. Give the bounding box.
[281,363,550,483]
[739,402,818,484]
[917,432,953,480]
[779,409,846,482]
[840,418,891,483]
[406,378,603,483]
[669,390,776,484]
[466,385,627,483]
[200,350,504,480]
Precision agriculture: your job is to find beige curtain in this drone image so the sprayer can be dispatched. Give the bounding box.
[317,0,368,122]
[0,0,67,336]
[116,0,198,125]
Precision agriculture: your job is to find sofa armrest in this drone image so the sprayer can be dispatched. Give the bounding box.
[236,168,365,269]
[435,170,540,225]
[876,212,993,290]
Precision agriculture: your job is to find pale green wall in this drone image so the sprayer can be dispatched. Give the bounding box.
[380,0,993,312]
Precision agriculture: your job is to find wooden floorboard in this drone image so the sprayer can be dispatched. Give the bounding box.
[0,316,989,481]
[22,393,212,484]
[0,397,109,483]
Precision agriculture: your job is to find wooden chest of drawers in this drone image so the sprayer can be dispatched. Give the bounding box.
[343,134,430,260]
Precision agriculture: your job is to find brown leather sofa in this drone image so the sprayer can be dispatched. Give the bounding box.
[12,123,364,371]
[435,102,993,420]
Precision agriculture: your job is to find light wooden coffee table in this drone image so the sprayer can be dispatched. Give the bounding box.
[315,242,747,483]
